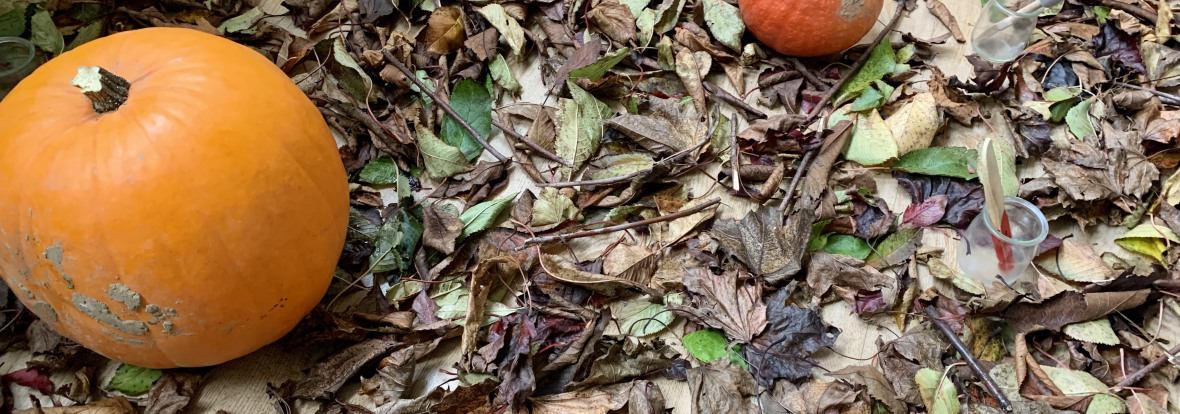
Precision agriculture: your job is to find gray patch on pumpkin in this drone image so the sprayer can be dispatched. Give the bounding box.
[44,243,65,270]
[113,336,145,345]
[71,293,149,335]
[145,304,177,324]
[20,286,35,300]
[162,321,177,335]
[32,302,57,322]
[62,274,74,289]
[839,0,865,20]
[107,283,142,311]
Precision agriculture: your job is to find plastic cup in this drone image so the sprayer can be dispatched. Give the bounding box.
[956,196,1049,285]
[1,37,45,101]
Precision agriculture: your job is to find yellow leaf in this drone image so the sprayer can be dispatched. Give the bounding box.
[1115,223,1179,264]
[1163,169,1180,205]
[887,93,942,154]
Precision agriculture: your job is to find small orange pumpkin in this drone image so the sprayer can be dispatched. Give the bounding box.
[0,27,349,368]
[738,0,884,57]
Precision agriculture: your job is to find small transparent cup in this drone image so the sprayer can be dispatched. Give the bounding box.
[956,196,1048,285]
[1,37,45,102]
[970,0,1042,63]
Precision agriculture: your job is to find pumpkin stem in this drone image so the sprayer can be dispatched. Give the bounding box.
[70,66,131,114]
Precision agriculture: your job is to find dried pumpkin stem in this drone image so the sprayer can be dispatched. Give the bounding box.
[70,66,131,114]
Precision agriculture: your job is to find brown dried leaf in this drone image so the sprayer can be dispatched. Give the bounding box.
[828,365,906,413]
[359,347,414,406]
[675,47,710,116]
[712,206,795,283]
[806,253,895,304]
[422,204,463,255]
[530,380,665,414]
[568,339,678,389]
[289,337,401,399]
[422,7,466,56]
[688,360,760,414]
[670,268,768,342]
[144,372,201,414]
[926,0,965,42]
[771,380,860,414]
[464,28,500,61]
[605,97,706,156]
[1034,238,1117,283]
[541,254,655,296]
[14,397,135,414]
[588,0,636,43]
[1004,290,1150,333]
[929,67,980,125]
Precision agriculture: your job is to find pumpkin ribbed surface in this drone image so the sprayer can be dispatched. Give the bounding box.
[738,0,884,57]
[0,27,349,368]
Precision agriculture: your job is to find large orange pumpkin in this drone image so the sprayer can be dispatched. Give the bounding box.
[0,27,349,368]
[738,0,884,57]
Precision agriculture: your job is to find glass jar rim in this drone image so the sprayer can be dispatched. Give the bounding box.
[0,37,37,78]
[989,0,1042,17]
[980,196,1049,247]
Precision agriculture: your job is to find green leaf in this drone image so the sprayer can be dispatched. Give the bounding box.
[1041,366,1125,414]
[107,364,162,396]
[866,228,921,268]
[328,38,375,103]
[489,54,520,92]
[460,194,516,238]
[1115,223,1180,264]
[569,47,631,82]
[358,157,400,185]
[1094,6,1110,23]
[1063,318,1119,346]
[532,187,580,226]
[620,0,651,16]
[635,8,656,47]
[915,367,960,414]
[218,7,264,34]
[417,126,473,179]
[893,147,980,180]
[850,85,886,112]
[0,5,27,38]
[616,294,681,337]
[1044,86,1083,102]
[442,79,493,161]
[681,329,747,369]
[807,220,833,252]
[29,7,63,55]
[65,20,103,51]
[702,0,743,51]
[653,0,687,34]
[386,279,424,302]
[399,209,423,260]
[823,234,872,260]
[897,43,916,63]
[1066,100,1096,140]
[431,281,515,326]
[370,213,406,273]
[842,109,898,166]
[833,41,896,106]
[557,81,613,178]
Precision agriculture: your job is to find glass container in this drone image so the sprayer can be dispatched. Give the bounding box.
[1,37,45,102]
[956,196,1048,285]
[970,0,1043,63]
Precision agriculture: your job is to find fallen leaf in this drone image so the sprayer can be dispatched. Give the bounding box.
[541,254,653,296]
[888,93,942,154]
[14,397,135,414]
[477,4,526,55]
[893,147,979,180]
[842,108,898,166]
[418,126,473,179]
[675,47,710,116]
[1094,23,1147,74]
[460,194,516,239]
[464,28,500,61]
[530,380,666,414]
[290,337,401,399]
[688,360,759,414]
[421,7,466,55]
[5,368,54,395]
[1034,238,1117,282]
[834,40,896,106]
[1066,99,1097,140]
[771,380,860,414]
[900,194,949,229]
[144,372,201,414]
[712,206,795,282]
[490,54,521,92]
[557,81,613,178]
[926,0,965,42]
[441,79,493,161]
[605,97,705,156]
[670,268,767,342]
[895,172,985,229]
[29,6,63,55]
[927,257,986,295]
[1004,290,1150,333]
[806,253,894,304]
[929,67,981,124]
[1040,366,1125,413]
[569,338,678,388]
[588,0,636,43]
[681,329,746,368]
[422,204,463,254]
[532,187,579,226]
[107,364,162,396]
[916,367,960,414]
[702,0,743,51]
[1062,317,1119,346]
[825,192,894,239]
[1116,223,1180,263]
[569,47,632,82]
[746,289,839,386]
[822,234,872,260]
[827,365,906,413]
[615,295,680,337]
[463,257,521,364]
[866,227,923,268]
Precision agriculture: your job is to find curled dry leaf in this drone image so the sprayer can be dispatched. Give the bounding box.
[669,268,768,342]
[422,7,466,55]
[805,253,894,305]
[144,372,202,414]
[771,379,860,414]
[289,337,401,399]
[530,380,666,414]
[588,0,636,43]
[926,0,965,42]
[688,360,760,414]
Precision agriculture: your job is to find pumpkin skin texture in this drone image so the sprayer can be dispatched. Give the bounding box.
[738,0,884,57]
[0,27,349,368]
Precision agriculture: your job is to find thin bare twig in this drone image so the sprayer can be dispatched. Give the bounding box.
[924,306,1014,412]
[790,58,831,91]
[491,118,574,167]
[1114,343,1180,390]
[731,113,742,191]
[1078,0,1157,24]
[1114,82,1180,106]
[518,198,721,248]
[538,170,644,188]
[704,81,767,119]
[381,50,509,163]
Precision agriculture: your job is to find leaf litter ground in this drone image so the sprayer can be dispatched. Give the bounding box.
[3,0,1180,413]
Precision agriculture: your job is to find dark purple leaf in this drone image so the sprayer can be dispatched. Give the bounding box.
[745,289,839,387]
[1019,121,1053,157]
[1094,24,1147,75]
[3,368,54,395]
[493,311,537,411]
[894,172,984,230]
[854,290,886,315]
[949,55,1015,95]
[1035,234,1065,256]
[824,192,895,239]
[1037,56,1079,90]
[900,195,948,229]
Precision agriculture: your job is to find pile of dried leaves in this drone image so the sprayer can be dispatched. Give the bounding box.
[3,0,1180,413]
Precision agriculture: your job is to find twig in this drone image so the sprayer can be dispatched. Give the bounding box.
[924,306,1014,412]
[1114,343,1180,390]
[780,0,906,216]
[731,113,742,191]
[790,58,831,91]
[704,81,767,119]
[778,149,815,211]
[1114,82,1180,106]
[1078,0,1157,24]
[518,198,721,248]
[491,118,574,167]
[382,50,509,163]
[757,70,799,88]
[538,170,644,188]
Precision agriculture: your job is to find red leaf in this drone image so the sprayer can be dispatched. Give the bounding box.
[4,368,54,395]
[854,290,886,314]
[900,195,948,229]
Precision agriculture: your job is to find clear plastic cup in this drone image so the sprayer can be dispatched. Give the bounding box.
[1,37,44,101]
[956,196,1048,285]
[970,0,1042,63]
